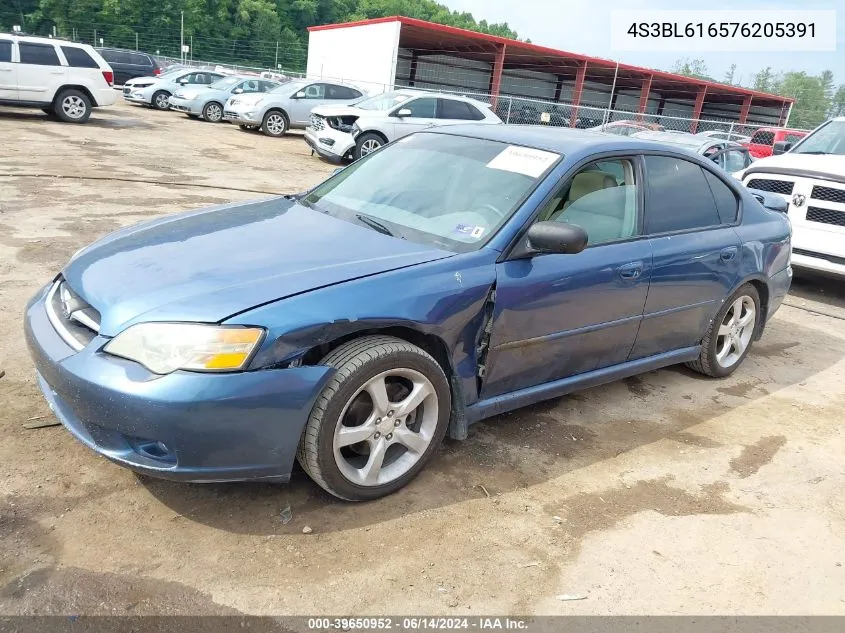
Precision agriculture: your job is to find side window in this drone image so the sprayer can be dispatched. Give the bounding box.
[400,97,437,118]
[349,88,363,99]
[538,158,639,246]
[126,52,148,66]
[178,72,196,84]
[240,80,260,93]
[438,98,475,120]
[721,149,750,173]
[785,133,803,144]
[259,81,277,92]
[751,130,775,145]
[0,40,11,63]
[61,46,99,68]
[19,43,61,66]
[644,155,721,233]
[703,170,739,224]
[302,84,325,99]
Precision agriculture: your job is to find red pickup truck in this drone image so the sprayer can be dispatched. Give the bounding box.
[743,127,808,158]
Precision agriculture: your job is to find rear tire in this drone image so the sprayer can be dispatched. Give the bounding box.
[151,90,171,110]
[53,89,91,123]
[687,283,761,378]
[353,132,385,160]
[261,110,288,137]
[239,124,258,131]
[296,335,451,501]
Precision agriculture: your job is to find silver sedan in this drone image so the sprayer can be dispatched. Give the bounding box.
[168,76,279,122]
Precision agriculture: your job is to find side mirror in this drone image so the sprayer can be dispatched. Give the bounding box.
[294,91,306,98]
[233,88,243,94]
[515,221,588,258]
[772,140,792,155]
[396,108,412,117]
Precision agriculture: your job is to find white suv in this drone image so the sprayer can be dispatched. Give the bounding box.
[734,117,845,278]
[0,34,116,123]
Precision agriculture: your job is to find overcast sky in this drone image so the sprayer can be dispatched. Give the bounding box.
[443,0,843,85]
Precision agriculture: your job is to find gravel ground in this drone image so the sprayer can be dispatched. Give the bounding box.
[1,101,844,616]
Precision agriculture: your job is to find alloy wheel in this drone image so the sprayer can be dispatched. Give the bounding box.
[265,114,286,135]
[205,103,222,122]
[61,95,86,120]
[715,295,756,368]
[360,139,381,156]
[155,93,170,109]
[333,368,438,487]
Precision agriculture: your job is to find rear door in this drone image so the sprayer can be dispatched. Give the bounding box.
[0,38,15,101]
[628,154,742,360]
[17,41,66,103]
[436,97,486,126]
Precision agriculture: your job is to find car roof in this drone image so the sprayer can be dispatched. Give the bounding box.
[427,124,669,154]
[389,88,492,108]
[0,33,91,48]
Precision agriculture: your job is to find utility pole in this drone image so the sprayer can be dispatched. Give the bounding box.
[135,32,138,51]
[93,29,97,47]
[275,41,279,71]
[180,11,184,64]
[190,35,193,63]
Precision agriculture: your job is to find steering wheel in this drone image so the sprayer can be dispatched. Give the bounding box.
[473,203,507,221]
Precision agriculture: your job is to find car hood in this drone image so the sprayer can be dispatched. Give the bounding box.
[311,104,371,118]
[62,198,454,336]
[740,153,845,183]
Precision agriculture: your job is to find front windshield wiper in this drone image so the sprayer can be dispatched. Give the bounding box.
[794,151,831,155]
[355,213,395,237]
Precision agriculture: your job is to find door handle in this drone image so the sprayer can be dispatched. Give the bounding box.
[720,246,738,261]
[618,261,644,280]
[50,71,64,75]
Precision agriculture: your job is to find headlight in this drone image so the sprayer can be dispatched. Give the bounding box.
[351,123,362,137]
[104,323,265,374]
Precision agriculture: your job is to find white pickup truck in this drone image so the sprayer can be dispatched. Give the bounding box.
[734,117,845,278]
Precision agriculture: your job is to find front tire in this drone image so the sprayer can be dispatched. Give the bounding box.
[261,110,288,137]
[687,283,761,378]
[296,336,451,501]
[353,132,385,160]
[53,89,91,123]
[202,101,223,122]
[151,90,171,110]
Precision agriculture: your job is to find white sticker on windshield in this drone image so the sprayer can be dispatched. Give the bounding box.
[486,146,559,178]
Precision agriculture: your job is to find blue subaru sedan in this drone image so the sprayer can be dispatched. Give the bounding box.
[25,125,792,501]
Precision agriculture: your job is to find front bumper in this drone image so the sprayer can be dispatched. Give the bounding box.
[24,284,333,483]
[304,127,355,162]
[168,97,200,115]
[790,251,845,278]
[124,92,151,105]
[222,106,262,125]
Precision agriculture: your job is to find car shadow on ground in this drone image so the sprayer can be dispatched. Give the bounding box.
[0,108,154,129]
[788,270,845,310]
[140,313,844,535]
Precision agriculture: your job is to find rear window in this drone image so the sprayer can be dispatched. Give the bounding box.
[439,98,485,121]
[0,40,11,63]
[785,133,804,144]
[61,46,99,68]
[19,42,61,66]
[125,52,152,66]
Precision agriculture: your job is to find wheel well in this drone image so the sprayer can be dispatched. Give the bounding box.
[301,327,453,378]
[265,107,289,122]
[54,85,96,107]
[747,278,769,340]
[358,130,388,144]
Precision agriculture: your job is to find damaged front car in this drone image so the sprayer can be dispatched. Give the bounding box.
[24,126,791,501]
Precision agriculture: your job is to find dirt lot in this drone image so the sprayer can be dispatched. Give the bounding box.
[1,101,844,616]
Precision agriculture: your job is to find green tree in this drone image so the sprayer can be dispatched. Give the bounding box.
[753,67,775,93]
[831,85,845,118]
[670,58,712,81]
[723,63,736,85]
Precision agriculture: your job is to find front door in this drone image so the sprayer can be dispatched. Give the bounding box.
[388,97,439,140]
[0,39,16,101]
[16,41,65,103]
[481,157,652,399]
[288,83,330,125]
[629,155,742,359]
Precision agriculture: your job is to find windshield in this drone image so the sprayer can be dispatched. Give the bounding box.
[790,120,845,156]
[270,80,306,94]
[354,91,412,111]
[209,76,241,91]
[303,133,559,252]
